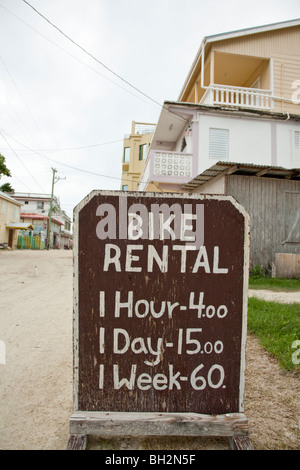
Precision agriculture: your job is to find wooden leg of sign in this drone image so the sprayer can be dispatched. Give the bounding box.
[66,412,254,450]
[69,411,249,438]
[228,436,254,450]
[66,434,87,450]
[67,411,253,450]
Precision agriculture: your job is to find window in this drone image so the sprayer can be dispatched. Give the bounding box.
[122,185,128,191]
[123,147,130,163]
[290,129,300,166]
[37,202,44,209]
[209,128,229,160]
[139,144,147,160]
[24,201,28,205]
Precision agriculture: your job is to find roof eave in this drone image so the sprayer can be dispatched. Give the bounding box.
[205,18,300,43]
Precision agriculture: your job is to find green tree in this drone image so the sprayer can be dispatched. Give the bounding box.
[0,154,14,193]
[0,154,11,177]
[0,182,13,193]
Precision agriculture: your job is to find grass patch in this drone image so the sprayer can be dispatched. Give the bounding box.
[249,276,300,291]
[248,297,300,373]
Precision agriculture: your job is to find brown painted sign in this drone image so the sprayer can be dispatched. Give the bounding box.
[73,191,249,415]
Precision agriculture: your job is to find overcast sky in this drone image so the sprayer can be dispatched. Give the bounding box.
[0,0,300,218]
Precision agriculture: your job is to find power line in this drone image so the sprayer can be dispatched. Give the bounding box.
[0,139,124,153]
[0,73,38,149]
[0,55,55,162]
[34,139,124,152]
[0,55,48,147]
[21,0,188,125]
[1,130,132,184]
[1,1,188,131]
[11,174,33,192]
[1,130,152,186]
[22,0,164,109]
[0,4,158,110]
[0,130,46,192]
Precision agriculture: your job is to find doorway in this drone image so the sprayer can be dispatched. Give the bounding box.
[8,229,14,248]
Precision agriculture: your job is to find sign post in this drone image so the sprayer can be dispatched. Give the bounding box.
[67,191,252,450]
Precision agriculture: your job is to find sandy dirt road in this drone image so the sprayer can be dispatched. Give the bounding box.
[0,250,73,450]
[0,250,299,450]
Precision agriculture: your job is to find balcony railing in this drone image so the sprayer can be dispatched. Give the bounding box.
[139,150,194,191]
[201,84,273,110]
[152,150,193,179]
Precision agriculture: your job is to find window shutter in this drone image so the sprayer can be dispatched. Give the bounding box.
[209,128,229,160]
[294,130,300,149]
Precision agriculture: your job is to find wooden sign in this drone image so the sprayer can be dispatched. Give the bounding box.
[72,191,249,420]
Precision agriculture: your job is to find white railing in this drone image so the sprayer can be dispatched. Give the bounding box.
[138,150,195,191]
[201,84,273,110]
[153,151,193,178]
[134,123,156,135]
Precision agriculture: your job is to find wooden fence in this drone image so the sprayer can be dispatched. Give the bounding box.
[17,235,44,250]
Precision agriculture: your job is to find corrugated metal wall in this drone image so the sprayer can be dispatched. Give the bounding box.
[226,174,300,270]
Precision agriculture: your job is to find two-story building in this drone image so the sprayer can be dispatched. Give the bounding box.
[129,19,300,275]
[121,121,156,191]
[13,192,72,249]
[178,18,300,114]
[138,101,300,192]
[0,191,24,249]
[137,19,300,192]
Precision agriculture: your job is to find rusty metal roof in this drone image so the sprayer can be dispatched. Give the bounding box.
[182,162,300,191]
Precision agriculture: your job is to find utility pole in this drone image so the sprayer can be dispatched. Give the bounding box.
[47,167,66,250]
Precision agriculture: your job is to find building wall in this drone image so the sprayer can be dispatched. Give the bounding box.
[197,111,300,176]
[0,196,21,248]
[13,193,58,215]
[121,122,155,191]
[20,199,50,214]
[226,175,300,271]
[193,174,226,195]
[191,173,300,271]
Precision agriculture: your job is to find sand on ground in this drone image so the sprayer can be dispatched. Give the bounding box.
[0,250,299,450]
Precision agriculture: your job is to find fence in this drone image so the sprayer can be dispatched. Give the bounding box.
[17,235,44,250]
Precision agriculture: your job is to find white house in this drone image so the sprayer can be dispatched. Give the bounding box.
[138,102,300,192]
